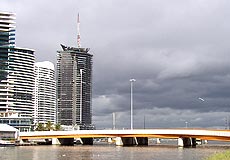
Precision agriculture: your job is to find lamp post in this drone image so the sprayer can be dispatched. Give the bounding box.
[144,115,146,129]
[112,112,116,130]
[130,79,136,130]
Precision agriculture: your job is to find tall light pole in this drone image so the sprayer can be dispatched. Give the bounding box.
[130,79,136,130]
[185,121,188,128]
[112,112,116,130]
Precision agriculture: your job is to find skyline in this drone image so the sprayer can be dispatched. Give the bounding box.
[1,0,230,129]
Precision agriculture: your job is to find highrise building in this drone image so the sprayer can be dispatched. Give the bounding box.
[0,12,15,81]
[8,47,35,116]
[0,11,35,131]
[34,61,56,125]
[0,12,16,116]
[56,14,93,129]
[57,45,93,129]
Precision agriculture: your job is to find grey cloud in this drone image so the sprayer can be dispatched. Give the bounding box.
[1,0,230,129]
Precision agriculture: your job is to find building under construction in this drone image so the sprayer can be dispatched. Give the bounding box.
[56,45,93,129]
[56,14,93,129]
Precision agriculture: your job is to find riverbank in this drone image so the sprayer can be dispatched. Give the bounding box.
[205,151,230,160]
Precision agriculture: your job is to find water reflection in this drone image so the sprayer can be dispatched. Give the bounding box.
[1,143,230,160]
[32,146,59,160]
[55,146,93,160]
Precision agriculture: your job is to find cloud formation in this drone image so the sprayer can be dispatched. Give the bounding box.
[1,0,230,129]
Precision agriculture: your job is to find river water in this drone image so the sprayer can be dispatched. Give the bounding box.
[1,141,230,160]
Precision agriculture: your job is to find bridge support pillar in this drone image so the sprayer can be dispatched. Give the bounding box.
[52,138,61,145]
[136,137,148,145]
[191,138,196,147]
[20,139,28,144]
[108,137,116,143]
[58,138,74,145]
[178,138,184,147]
[115,137,137,146]
[19,139,31,145]
[178,138,196,147]
[81,138,93,145]
[156,138,161,144]
[183,138,191,147]
[116,137,123,146]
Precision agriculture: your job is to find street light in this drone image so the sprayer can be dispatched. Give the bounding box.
[130,79,136,130]
[112,112,116,130]
[185,121,188,128]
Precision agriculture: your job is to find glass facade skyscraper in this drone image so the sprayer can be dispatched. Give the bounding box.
[57,45,93,129]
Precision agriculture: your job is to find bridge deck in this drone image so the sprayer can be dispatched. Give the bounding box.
[19,129,230,141]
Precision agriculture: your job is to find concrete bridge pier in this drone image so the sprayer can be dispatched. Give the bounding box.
[81,138,93,145]
[156,138,161,144]
[108,137,113,143]
[115,137,148,146]
[178,137,196,147]
[204,140,208,144]
[52,138,61,145]
[136,137,148,145]
[115,137,137,146]
[191,138,196,147]
[20,139,29,144]
[57,138,74,145]
[178,138,184,147]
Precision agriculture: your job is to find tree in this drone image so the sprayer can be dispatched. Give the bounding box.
[35,122,62,131]
[54,123,62,131]
[35,123,45,131]
[45,121,53,131]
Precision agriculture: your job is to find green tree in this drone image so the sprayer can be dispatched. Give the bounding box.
[45,121,53,131]
[35,123,45,131]
[54,123,62,131]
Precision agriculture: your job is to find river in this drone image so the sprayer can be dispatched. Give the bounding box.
[1,141,230,160]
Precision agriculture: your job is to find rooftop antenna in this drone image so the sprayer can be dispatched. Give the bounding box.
[77,13,81,48]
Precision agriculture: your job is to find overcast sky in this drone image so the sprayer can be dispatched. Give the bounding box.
[1,0,230,129]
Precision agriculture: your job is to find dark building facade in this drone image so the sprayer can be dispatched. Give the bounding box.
[57,44,93,129]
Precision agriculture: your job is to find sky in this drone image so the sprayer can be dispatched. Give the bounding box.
[1,0,230,129]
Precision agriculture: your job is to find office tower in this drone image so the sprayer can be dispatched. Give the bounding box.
[34,61,56,125]
[0,11,35,131]
[56,14,93,129]
[57,45,93,129]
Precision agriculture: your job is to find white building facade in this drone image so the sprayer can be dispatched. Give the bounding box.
[0,12,35,131]
[34,61,56,124]
[0,12,16,114]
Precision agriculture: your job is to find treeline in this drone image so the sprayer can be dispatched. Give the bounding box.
[35,121,62,131]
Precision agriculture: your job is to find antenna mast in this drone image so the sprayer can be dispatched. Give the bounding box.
[77,13,81,48]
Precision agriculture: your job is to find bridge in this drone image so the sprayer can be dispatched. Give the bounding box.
[19,128,230,146]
